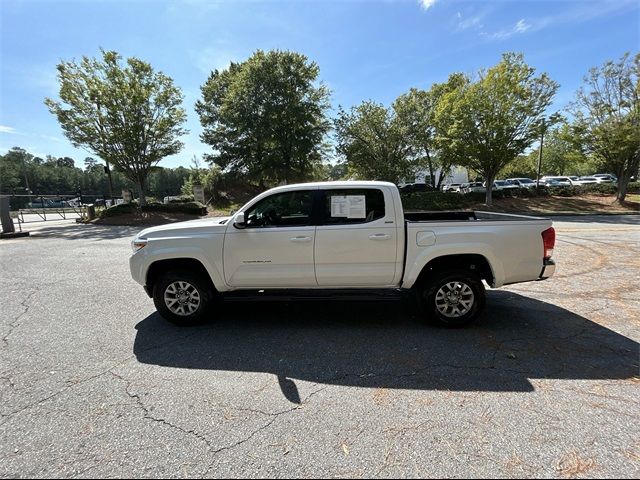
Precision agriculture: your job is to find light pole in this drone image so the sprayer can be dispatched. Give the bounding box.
[536,119,546,190]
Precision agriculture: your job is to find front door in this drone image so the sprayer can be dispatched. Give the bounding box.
[223,189,318,288]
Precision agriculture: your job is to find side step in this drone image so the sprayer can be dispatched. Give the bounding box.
[221,288,408,302]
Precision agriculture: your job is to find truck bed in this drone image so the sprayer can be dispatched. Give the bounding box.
[404,210,550,223]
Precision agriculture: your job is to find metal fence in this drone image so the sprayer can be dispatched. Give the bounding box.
[5,194,123,227]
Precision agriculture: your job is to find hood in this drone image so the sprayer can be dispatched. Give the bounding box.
[135,216,231,240]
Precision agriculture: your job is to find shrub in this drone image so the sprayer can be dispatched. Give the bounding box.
[99,201,207,218]
[167,195,195,203]
[625,182,639,194]
[99,202,137,218]
[579,183,617,195]
[141,201,207,215]
[401,192,471,211]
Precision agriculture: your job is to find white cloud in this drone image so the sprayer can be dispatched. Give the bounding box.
[419,0,437,10]
[0,125,17,134]
[457,14,483,31]
[514,19,531,33]
[191,47,237,75]
[484,18,532,40]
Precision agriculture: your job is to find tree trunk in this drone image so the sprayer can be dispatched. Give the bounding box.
[138,179,147,207]
[485,172,495,206]
[615,154,639,203]
[425,149,435,187]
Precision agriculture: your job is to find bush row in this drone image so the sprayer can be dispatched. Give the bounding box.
[99,201,207,218]
[401,182,640,210]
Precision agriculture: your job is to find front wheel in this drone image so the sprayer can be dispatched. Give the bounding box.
[418,270,486,327]
[152,271,214,326]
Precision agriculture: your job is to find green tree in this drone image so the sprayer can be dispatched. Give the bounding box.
[84,157,98,171]
[196,50,331,187]
[0,147,32,194]
[393,74,467,188]
[570,52,640,202]
[436,53,559,205]
[334,101,414,184]
[527,124,590,176]
[45,50,187,205]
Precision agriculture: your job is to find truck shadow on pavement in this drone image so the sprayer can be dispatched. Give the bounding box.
[133,290,638,403]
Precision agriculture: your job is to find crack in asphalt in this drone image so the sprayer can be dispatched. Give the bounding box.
[0,329,203,424]
[202,383,329,477]
[2,288,39,347]
[109,371,216,448]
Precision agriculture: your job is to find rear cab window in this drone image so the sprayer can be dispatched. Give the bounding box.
[321,188,386,225]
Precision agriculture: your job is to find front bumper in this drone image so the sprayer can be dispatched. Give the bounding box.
[539,259,556,280]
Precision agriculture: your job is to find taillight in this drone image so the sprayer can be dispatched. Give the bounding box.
[542,227,555,260]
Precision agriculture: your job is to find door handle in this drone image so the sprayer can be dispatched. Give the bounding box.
[368,233,391,240]
[290,236,312,243]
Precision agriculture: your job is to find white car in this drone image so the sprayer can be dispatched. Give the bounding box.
[573,177,599,185]
[461,182,485,193]
[507,178,536,188]
[592,174,617,184]
[540,176,573,187]
[130,181,556,328]
[442,183,463,193]
[486,180,520,191]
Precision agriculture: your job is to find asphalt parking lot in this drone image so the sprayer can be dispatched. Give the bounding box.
[1,215,639,478]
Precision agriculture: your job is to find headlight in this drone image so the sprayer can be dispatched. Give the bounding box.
[131,239,147,253]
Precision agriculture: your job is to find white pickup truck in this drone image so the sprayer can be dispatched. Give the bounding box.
[130,181,556,327]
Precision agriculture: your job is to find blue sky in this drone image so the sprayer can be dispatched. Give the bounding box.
[1,0,638,168]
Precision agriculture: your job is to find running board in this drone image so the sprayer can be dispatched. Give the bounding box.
[221,288,407,302]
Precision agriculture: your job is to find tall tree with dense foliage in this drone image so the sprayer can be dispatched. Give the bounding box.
[196,50,331,187]
[570,52,639,202]
[45,50,187,205]
[393,74,467,188]
[334,101,414,183]
[436,53,559,205]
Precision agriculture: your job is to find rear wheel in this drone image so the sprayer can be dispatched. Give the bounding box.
[152,270,214,326]
[418,270,485,327]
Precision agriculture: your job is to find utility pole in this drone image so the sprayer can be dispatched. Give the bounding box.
[536,119,546,189]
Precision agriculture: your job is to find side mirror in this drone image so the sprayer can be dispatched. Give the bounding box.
[233,212,246,228]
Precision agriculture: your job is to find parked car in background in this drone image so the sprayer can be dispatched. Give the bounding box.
[507,178,536,189]
[486,180,520,191]
[573,177,599,185]
[592,174,617,183]
[399,183,436,194]
[460,182,485,193]
[442,183,463,193]
[540,176,573,187]
[539,178,563,187]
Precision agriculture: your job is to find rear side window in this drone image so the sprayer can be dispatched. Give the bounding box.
[322,189,386,225]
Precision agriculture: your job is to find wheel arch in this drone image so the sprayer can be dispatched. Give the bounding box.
[146,258,217,295]
[414,253,495,289]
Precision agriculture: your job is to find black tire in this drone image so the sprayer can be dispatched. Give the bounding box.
[417,270,486,327]
[152,270,214,326]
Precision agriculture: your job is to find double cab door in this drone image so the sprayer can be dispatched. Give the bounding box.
[223,186,399,289]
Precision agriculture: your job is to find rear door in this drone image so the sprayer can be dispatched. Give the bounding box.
[314,187,398,287]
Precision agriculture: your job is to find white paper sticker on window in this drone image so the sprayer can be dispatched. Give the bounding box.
[331,195,367,218]
[346,195,366,218]
[331,195,348,217]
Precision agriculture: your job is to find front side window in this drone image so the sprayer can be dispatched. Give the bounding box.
[245,190,313,227]
[322,188,386,225]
